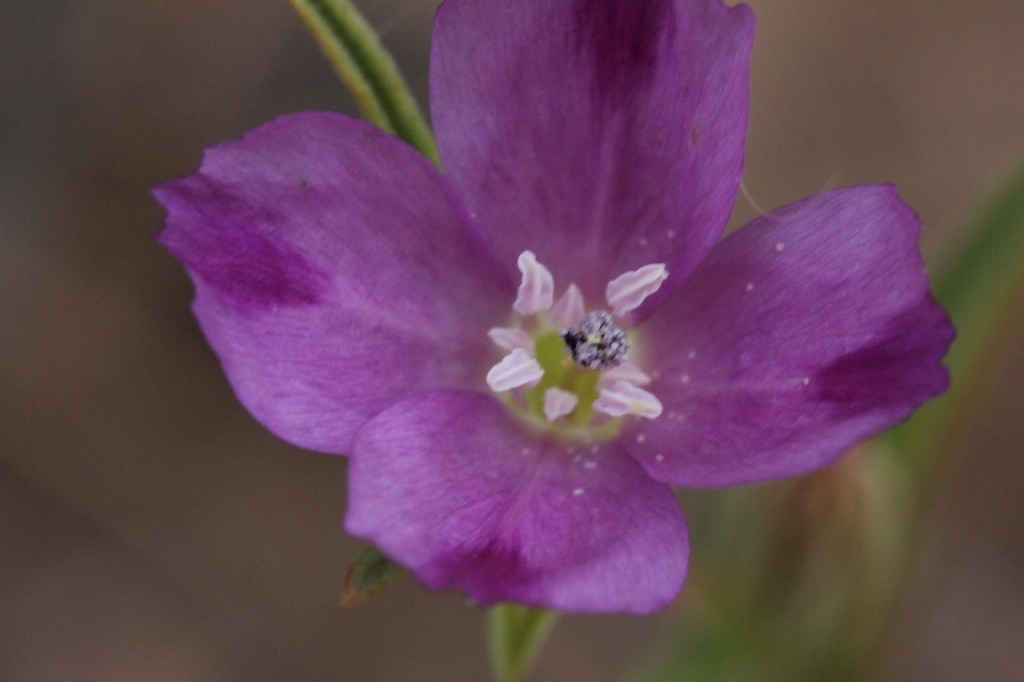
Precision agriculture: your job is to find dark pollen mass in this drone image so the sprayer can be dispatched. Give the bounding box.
[560,310,630,370]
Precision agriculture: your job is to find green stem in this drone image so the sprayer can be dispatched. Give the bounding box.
[488,604,560,682]
[287,0,441,166]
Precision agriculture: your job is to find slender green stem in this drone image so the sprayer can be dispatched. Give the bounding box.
[488,604,560,682]
[287,0,441,166]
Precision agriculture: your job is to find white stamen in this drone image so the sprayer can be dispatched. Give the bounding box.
[550,284,585,328]
[486,349,544,392]
[593,380,663,419]
[605,263,668,316]
[543,388,579,422]
[488,327,535,353]
[598,361,651,389]
[513,250,554,316]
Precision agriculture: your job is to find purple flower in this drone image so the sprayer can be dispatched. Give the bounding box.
[154,0,953,614]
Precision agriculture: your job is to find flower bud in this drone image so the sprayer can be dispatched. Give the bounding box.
[675,442,913,679]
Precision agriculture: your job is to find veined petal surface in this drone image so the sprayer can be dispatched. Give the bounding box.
[345,391,689,614]
[431,0,754,316]
[155,112,511,455]
[630,187,954,487]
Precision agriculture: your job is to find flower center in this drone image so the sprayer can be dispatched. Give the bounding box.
[484,251,667,435]
[524,330,603,428]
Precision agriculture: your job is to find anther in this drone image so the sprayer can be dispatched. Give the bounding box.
[513,251,554,316]
[592,380,663,419]
[488,327,535,353]
[543,388,579,422]
[605,263,668,315]
[486,348,544,392]
[598,361,651,389]
[550,284,585,328]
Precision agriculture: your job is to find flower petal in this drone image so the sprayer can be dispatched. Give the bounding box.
[431,0,754,313]
[631,187,954,487]
[345,391,689,614]
[154,112,512,455]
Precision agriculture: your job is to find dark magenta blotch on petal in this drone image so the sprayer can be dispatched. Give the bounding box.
[155,113,512,456]
[155,177,328,310]
[440,535,537,597]
[345,390,689,614]
[814,300,952,414]
[573,0,674,100]
[630,186,954,487]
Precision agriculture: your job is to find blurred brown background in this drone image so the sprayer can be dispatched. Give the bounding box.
[1,1,1022,680]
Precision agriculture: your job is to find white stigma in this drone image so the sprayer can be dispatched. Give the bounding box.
[488,327,535,353]
[550,284,585,328]
[487,348,544,392]
[543,388,579,422]
[597,361,651,389]
[513,250,554,316]
[593,380,663,419]
[605,263,668,316]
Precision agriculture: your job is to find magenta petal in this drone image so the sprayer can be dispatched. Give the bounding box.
[431,0,754,310]
[154,113,512,455]
[345,391,689,614]
[631,187,954,487]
